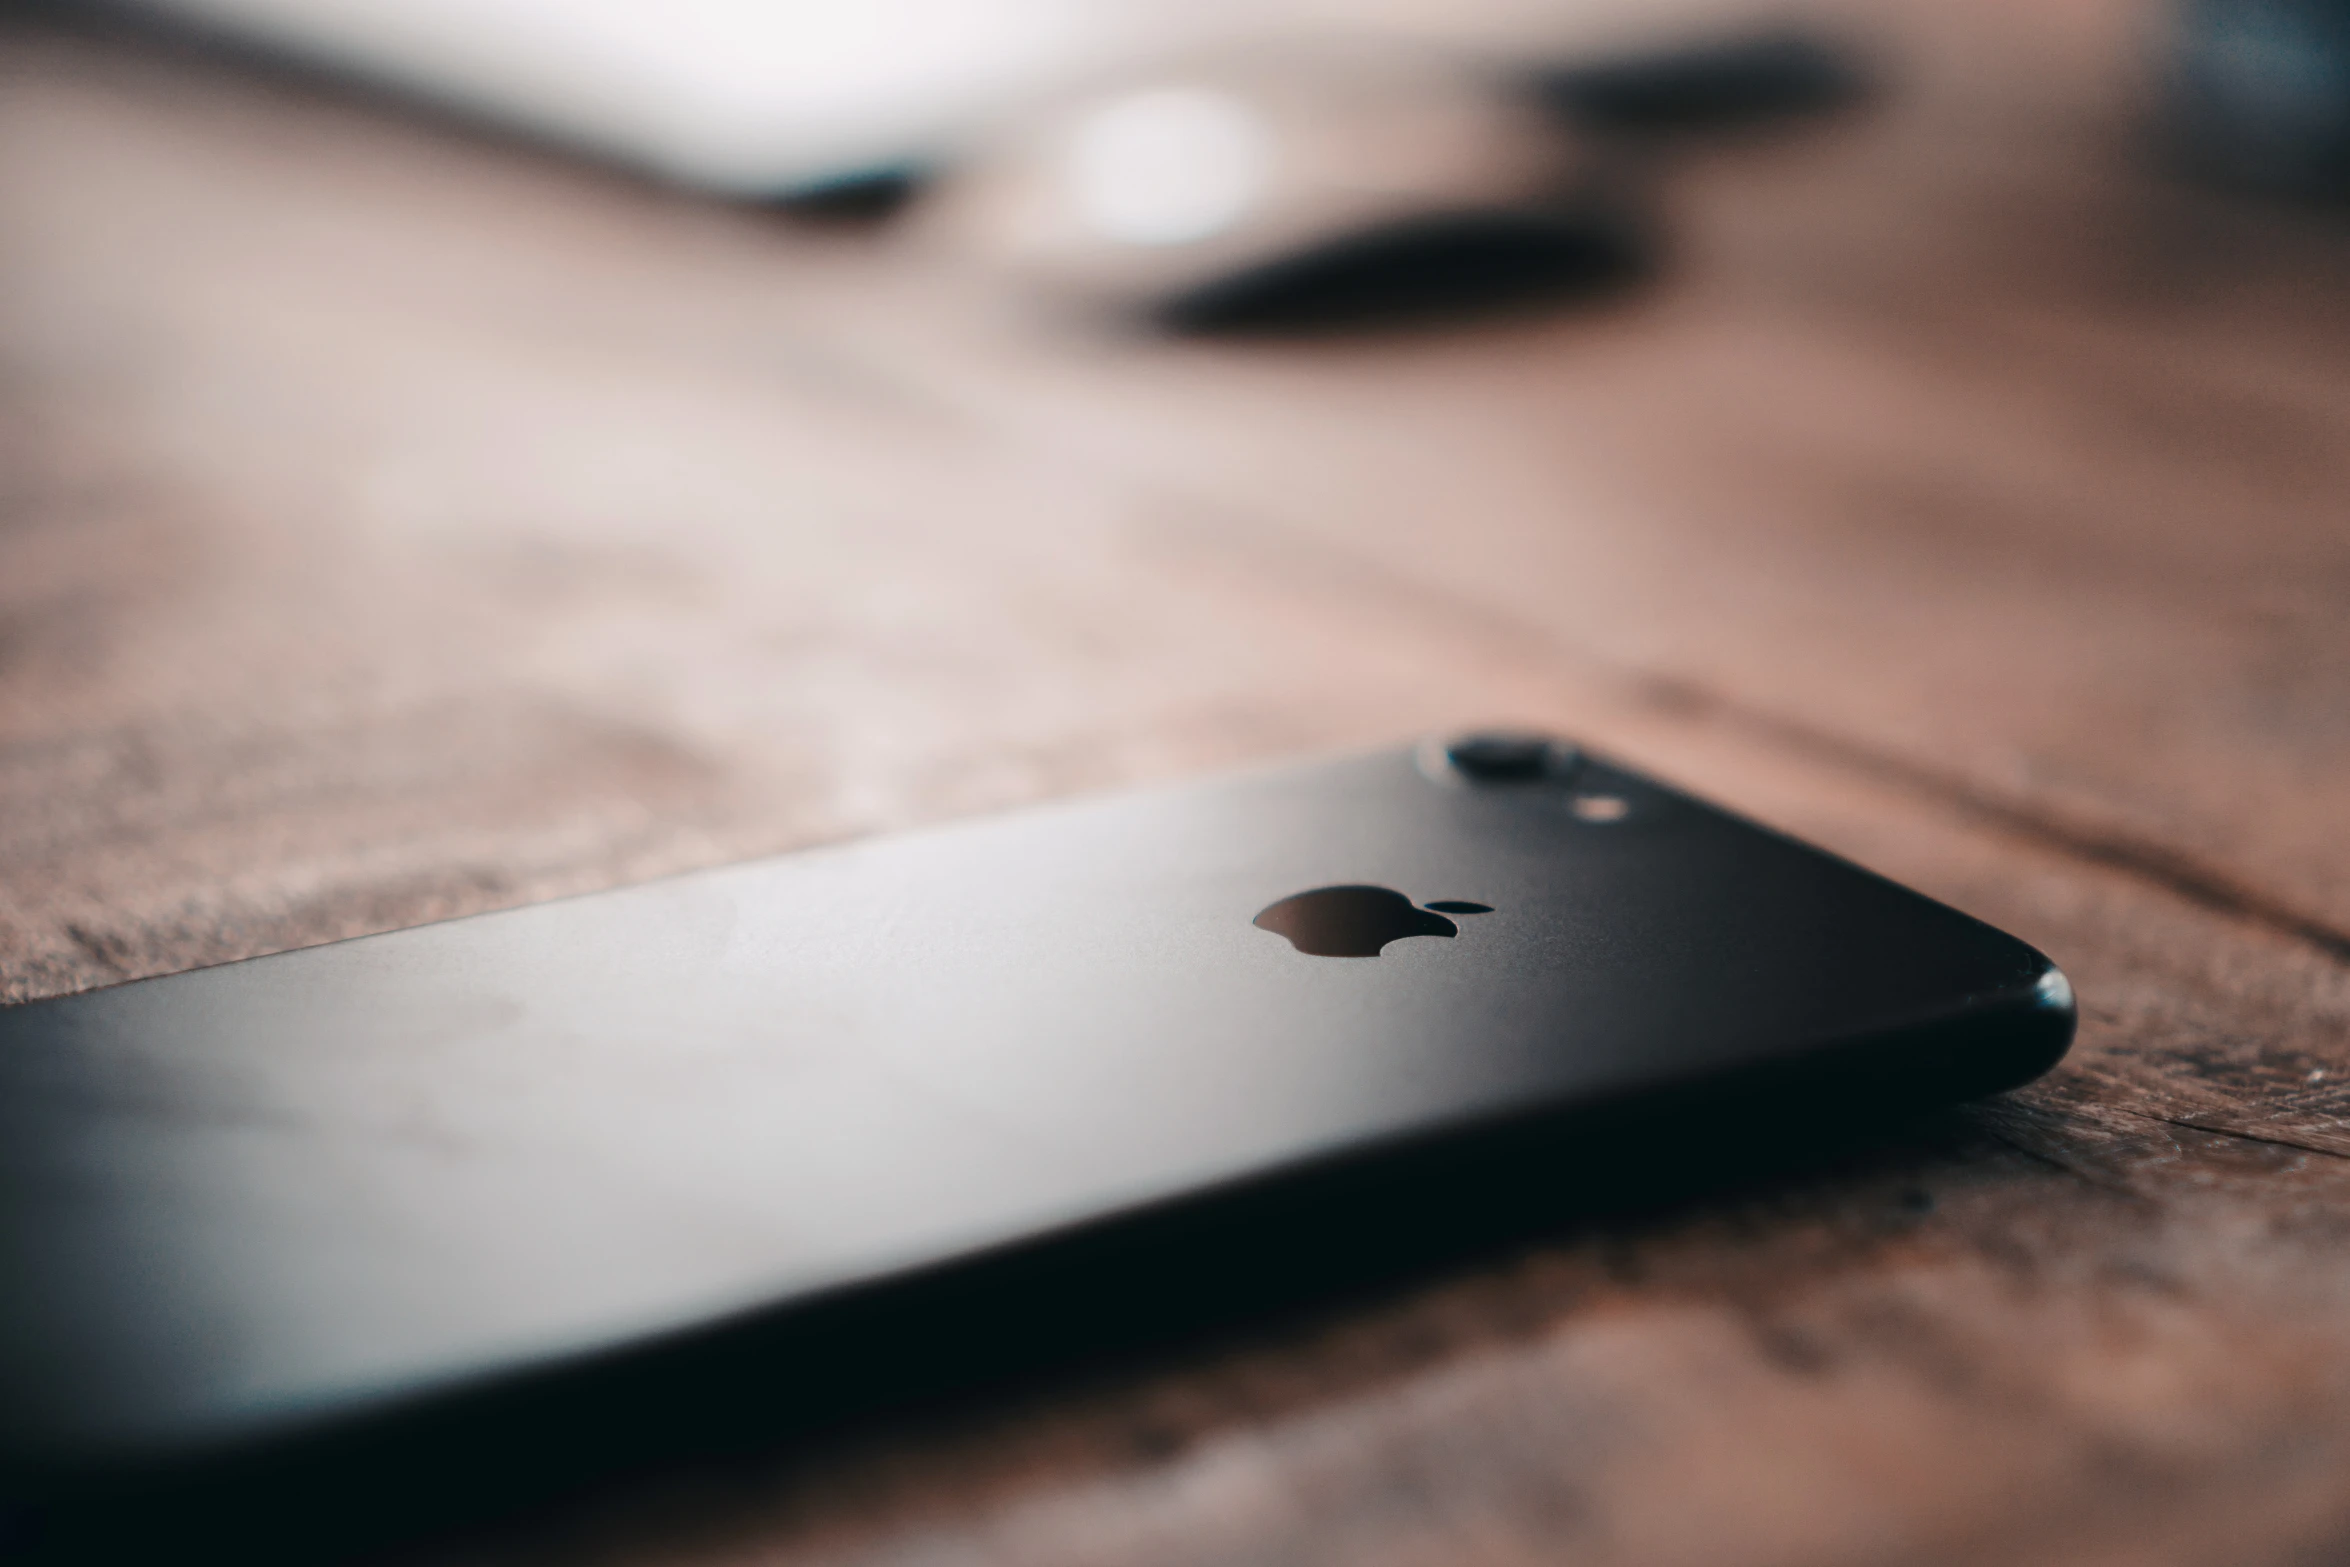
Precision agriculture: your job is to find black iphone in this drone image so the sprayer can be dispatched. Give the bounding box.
[0,734,2072,1545]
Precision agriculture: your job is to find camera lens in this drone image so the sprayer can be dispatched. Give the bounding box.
[1443,730,1574,781]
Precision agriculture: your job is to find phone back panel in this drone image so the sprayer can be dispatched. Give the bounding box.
[0,746,2070,1478]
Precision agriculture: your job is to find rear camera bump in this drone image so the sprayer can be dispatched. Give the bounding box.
[1442,730,1572,782]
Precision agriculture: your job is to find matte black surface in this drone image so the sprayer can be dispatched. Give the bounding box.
[0,743,2072,1501]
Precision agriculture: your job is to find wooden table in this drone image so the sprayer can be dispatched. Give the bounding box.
[8,0,2350,1560]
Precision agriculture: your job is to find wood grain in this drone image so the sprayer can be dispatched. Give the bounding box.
[6,1,2350,1562]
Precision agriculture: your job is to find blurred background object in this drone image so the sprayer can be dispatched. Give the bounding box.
[1533,26,1869,135]
[109,0,1872,331]
[118,0,1864,195]
[121,0,1240,194]
[914,40,1645,332]
[2166,0,2350,196]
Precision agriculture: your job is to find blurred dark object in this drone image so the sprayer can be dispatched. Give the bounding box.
[771,161,931,221]
[1534,28,1871,137]
[2165,0,2350,196]
[1153,207,1643,334]
[921,40,1647,336]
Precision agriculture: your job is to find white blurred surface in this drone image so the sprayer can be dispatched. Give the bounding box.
[135,0,1270,191]
[128,0,1757,193]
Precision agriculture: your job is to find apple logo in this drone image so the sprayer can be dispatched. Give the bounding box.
[1253,885,1494,958]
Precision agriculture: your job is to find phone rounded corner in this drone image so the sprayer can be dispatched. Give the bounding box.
[1981,953,2080,1094]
